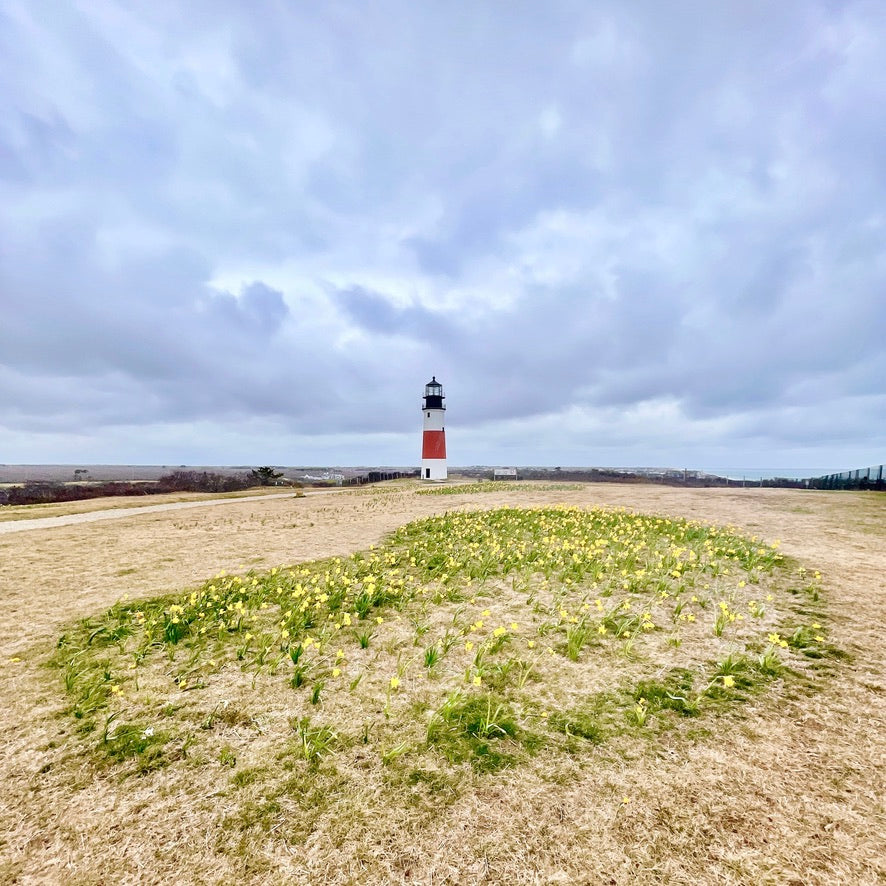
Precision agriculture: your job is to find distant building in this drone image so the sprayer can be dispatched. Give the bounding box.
[493,468,518,481]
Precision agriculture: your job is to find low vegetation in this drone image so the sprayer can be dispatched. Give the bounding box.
[416,480,582,495]
[52,505,837,806]
[0,469,293,506]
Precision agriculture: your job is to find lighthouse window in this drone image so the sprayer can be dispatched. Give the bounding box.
[427,412,430,417]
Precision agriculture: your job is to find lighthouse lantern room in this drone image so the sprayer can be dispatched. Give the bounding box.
[421,376,447,481]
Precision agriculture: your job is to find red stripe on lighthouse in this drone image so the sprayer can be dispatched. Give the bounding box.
[422,430,446,459]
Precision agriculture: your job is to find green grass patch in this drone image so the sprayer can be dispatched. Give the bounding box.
[426,690,538,772]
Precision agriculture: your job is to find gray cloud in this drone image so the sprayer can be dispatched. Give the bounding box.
[1,0,884,470]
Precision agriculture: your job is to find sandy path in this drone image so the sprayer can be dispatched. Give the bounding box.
[0,483,883,885]
[0,489,344,534]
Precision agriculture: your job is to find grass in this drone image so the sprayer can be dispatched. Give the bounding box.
[51,505,838,786]
[425,690,536,772]
[0,486,300,522]
[3,483,882,885]
[415,481,582,495]
[290,717,340,764]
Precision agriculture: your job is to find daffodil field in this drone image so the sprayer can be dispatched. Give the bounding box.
[54,505,834,783]
[415,481,582,495]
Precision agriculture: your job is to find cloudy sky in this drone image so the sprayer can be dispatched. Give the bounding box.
[2,1,884,475]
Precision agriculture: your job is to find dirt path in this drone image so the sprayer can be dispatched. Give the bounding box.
[0,489,346,534]
[0,484,883,884]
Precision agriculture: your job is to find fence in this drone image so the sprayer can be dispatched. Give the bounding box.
[810,464,885,491]
[341,470,420,486]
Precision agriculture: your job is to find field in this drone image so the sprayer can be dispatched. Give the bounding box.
[0,481,883,884]
[0,487,297,523]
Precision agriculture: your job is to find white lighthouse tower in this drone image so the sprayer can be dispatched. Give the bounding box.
[421,376,447,481]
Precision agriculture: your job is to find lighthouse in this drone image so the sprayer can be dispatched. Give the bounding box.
[421,376,447,481]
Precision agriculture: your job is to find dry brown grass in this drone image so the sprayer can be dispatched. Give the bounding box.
[0,486,297,523]
[0,482,883,884]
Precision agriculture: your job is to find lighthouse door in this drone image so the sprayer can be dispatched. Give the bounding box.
[425,468,430,478]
